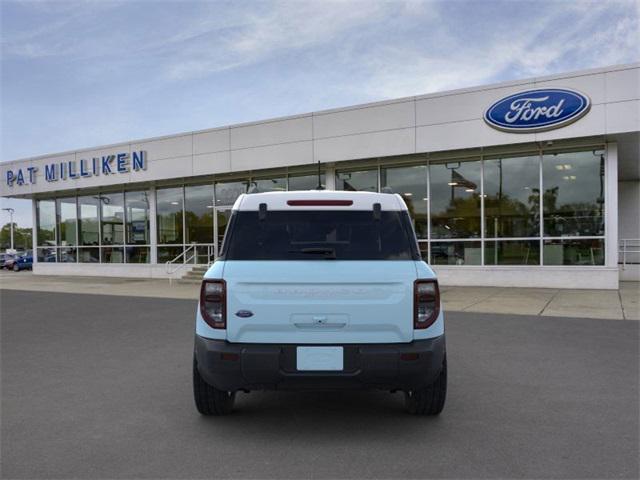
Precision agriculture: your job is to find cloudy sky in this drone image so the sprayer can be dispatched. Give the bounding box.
[1,0,639,227]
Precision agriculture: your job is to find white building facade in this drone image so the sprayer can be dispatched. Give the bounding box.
[2,63,639,289]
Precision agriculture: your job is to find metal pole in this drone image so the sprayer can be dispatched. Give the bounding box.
[2,208,15,251]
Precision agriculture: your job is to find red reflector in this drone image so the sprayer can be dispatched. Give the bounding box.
[287,200,353,206]
[220,353,239,361]
[400,353,419,361]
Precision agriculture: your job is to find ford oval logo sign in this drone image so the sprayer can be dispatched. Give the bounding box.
[484,88,591,133]
[235,310,254,318]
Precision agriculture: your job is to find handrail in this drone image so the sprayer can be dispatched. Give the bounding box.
[166,243,218,284]
[166,243,197,282]
[619,238,640,269]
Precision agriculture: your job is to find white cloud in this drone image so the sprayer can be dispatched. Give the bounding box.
[352,1,639,100]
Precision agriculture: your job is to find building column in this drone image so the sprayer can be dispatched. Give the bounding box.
[605,142,618,270]
[31,198,37,265]
[325,163,336,190]
[149,186,158,264]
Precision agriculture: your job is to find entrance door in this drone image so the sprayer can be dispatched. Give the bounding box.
[213,207,233,259]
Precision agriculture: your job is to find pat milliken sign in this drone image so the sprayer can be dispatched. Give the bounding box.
[5,151,147,187]
[484,88,591,133]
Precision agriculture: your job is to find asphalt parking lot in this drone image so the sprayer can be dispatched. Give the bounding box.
[1,289,638,479]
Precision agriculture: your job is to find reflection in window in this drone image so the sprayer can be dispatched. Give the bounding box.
[288,173,325,191]
[430,160,481,239]
[78,196,100,246]
[485,240,540,265]
[543,150,605,237]
[251,177,286,193]
[381,165,428,239]
[101,246,124,263]
[431,241,482,265]
[100,193,124,245]
[215,181,248,206]
[125,191,150,245]
[157,187,183,244]
[78,247,99,263]
[157,246,183,263]
[543,238,604,265]
[336,169,377,192]
[37,246,57,262]
[36,200,56,246]
[185,184,214,244]
[56,198,77,246]
[126,246,150,263]
[484,156,540,238]
[59,246,76,263]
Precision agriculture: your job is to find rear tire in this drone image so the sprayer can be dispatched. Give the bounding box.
[193,355,235,415]
[404,354,447,415]
[12,264,19,272]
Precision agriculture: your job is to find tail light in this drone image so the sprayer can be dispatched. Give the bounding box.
[200,279,226,329]
[414,279,440,329]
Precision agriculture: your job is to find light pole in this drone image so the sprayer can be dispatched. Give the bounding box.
[2,207,15,251]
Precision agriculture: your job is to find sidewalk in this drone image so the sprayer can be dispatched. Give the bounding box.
[1,271,638,320]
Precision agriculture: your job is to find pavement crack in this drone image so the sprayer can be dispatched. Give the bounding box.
[461,288,504,311]
[618,288,627,320]
[538,289,561,316]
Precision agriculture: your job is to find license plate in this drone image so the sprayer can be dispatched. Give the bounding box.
[296,346,343,371]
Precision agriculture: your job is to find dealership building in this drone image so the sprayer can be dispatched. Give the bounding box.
[1,63,638,289]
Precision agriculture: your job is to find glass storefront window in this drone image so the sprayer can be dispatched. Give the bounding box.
[36,200,56,246]
[101,246,124,263]
[157,187,183,244]
[336,169,378,192]
[430,160,481,239]
[381,165,428,239]
[126,246,150,263]
[157,246,184,264]
[542,150,605,237]
[251,177,286,193]
[215,180,248,206]
[37,246,57,262]
[56,198,77,246]
[77,247,100,263]
[543,238,604,265]
[185,184,214,244]
[484,155,540,238]
[100,193,124,245]
[58,246,76,263]
[78,196,100,246]
[288,173,325,191]
[431,241,482,265]
[125,191,150,245]
[485,240,540,265]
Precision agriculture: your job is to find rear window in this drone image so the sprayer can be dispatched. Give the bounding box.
[223,210,419,261]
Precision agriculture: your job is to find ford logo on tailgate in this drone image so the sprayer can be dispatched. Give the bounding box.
[484,88,591,133]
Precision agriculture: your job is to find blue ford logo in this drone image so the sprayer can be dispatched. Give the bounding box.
[235,310,254,318]
[484,88,590,133]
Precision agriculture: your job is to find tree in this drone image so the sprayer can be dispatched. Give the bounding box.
[0,223,32,251]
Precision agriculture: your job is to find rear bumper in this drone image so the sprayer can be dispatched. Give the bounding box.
[194,335,445,392]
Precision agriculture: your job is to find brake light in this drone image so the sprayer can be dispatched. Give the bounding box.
[286,200,353,206]
[200,279,226,329]
[414,279,440,329]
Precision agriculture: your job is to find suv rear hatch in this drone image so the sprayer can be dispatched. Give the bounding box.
[220,208,420,344]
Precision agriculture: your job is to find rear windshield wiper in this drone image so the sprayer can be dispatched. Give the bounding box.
[288,248,337,259]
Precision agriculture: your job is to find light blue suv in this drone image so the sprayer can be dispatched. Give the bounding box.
[193,191,446,415]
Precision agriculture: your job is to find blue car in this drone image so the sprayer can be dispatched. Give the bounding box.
[13,252,33,271]
[193,191,446,416]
